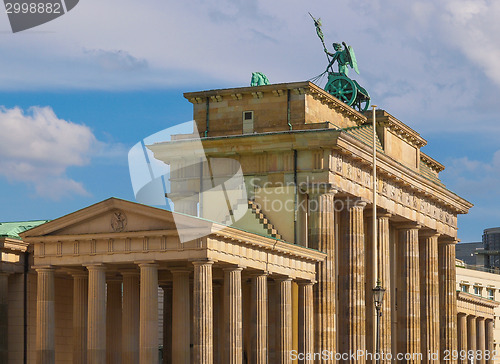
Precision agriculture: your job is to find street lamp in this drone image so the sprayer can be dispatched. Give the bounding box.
[373,281,386,364]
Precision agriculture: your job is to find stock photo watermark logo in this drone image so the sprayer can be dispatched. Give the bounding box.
[128,121,248,244]
[3,0,79,32]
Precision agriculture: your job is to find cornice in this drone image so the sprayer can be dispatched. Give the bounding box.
[366,109,427,148]
[457,291,499,309]
[210,226,326,263]
[184,81,367,125]
[420,152,445,173]
[0,237,29,251]
[336,132,473,214]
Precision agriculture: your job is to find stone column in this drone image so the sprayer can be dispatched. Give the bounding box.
[419,230,440,363]
[467,316,476,356]
[377,213,392,361]
[457,313,467,364]
[250,272,268,364]
[87,264,107,364]
[171,269,190,364]
[161,283,172,364]
[193,260,213,364]
[439,239,458,362]
[396,223,421,363]
[213,281,224,364]
[339,198,367,363]
[223,267,243,364]
[276,277,292,364]
[106,279,122,364]
[366,211,392,362]
[72,272,88,364]
[486,319,494,364]
[308,188,336,359]
[268,280,277,362]
[298,281,314,364]
[139,263,159,364]
[122,271,140,364]
[477,318,486,364]
[0,273,9,364]
[36,267,55,364]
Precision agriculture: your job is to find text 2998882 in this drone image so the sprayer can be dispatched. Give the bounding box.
[5,2,61,14]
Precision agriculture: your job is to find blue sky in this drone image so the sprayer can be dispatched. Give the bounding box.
[0,0,499,243]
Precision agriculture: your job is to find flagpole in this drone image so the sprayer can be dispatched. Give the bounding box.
[372,105,378,286]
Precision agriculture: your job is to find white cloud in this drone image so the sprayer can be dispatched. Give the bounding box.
[0,106,103,200]
[83,49,148,72]
[0,0,499,134]
[443,150,500,199]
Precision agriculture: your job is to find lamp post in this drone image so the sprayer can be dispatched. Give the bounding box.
[373,281,386,364]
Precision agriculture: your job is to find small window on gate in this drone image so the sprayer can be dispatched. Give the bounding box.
[243,111,254,134]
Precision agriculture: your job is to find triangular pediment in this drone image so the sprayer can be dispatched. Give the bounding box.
[21,198,179,238]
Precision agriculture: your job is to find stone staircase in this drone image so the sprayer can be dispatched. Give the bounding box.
[222,199,282,240]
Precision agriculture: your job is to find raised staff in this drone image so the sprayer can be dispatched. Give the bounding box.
[309,13,370,112]
[309,12,331,64]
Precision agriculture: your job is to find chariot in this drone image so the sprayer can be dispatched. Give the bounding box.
[324,72,370,112]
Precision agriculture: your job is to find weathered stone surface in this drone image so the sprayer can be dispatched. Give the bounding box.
[87,264,106,364]
[419,231,440,363]
[72,273,88,364]
[396,224,421,363]
[193,261,214,364]
[339,199,366,363]
[250,273,268,364]
[122,271,140,364]
[36,267,55,364]
[223,267,243,364]
[139,263,158,364]
[308,190,336,358]
[439,240,458,363]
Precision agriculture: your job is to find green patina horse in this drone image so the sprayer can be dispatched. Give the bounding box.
[250,72,270,86]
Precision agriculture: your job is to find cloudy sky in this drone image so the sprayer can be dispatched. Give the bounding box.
[0,0,499,243]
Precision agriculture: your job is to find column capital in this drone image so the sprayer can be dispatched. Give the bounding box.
[419,229,440,238]
[394,221,422,230]
[33,265,55,272]
[192,259,215,267]
[222,265,244,273]
[302,183,338,196]
[337,196,368,209]
[135,261,159,268]
[85,263,106,271]
[296,279,315,286]
[364,208,392,218]
[247,270,269,278]
[438,236,458,245]
[274,275,293,283]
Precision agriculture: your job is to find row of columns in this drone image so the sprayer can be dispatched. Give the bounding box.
[35,263,159,364]
[35,261,315,364]
[308,190,458,363]
[458,314,495,364]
